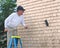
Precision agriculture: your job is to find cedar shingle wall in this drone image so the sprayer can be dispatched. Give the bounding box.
[17,0,60,48]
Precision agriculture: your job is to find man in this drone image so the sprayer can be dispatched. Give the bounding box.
[4,6,28,47]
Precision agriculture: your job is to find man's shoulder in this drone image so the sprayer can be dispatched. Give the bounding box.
[7,12,16,18]
[11,12,16,15]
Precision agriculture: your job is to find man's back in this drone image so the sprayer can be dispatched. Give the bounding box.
[4,12,25,29]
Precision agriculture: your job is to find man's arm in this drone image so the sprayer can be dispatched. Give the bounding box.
[4,13,14,32]
[21,16,28,29]
[4,17,9,29]
[4,17,11,32]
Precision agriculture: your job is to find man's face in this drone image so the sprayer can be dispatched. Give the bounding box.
[17,10,24,16]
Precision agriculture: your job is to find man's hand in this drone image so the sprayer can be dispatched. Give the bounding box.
[24,25,28,29]
[4,28,8,32]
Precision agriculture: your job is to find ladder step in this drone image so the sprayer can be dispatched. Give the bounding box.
[11,36,21,38]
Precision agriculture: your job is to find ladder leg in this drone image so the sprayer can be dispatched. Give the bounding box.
[7,38,13,48]
[20,38,23,48]
[15,38,18,46]
[14,38,17,48]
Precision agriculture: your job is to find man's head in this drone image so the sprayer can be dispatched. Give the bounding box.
[17,6,25,16]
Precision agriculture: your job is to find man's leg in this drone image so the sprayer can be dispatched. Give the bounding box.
[14,28,18,46]
[7,30,12,48]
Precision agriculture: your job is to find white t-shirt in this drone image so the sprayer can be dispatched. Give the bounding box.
[4,12,25,29]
